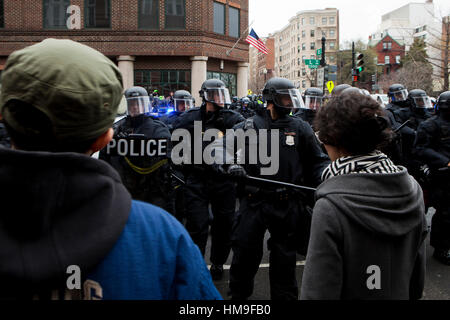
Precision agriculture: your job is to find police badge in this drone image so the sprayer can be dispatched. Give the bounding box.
[286,135,295,146]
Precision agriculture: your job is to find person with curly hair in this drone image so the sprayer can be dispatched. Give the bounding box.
[300,90,428,300]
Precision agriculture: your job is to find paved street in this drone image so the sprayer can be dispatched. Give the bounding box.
[205,208,450,300]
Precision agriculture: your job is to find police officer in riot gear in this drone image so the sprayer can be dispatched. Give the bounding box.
[393,89,433,176]
[294,87,323,128]
[386,84,409,115]
[238,97,256,119]
[225,77,330,300]
[160,89,194,131]
[414,91,450,265]
[99,86,174,213]
[230,96,240,111]
[173,79,245,280]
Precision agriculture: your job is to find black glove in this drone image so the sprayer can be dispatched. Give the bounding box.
[227,164,247,177]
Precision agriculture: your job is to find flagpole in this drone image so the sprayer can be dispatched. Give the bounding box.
[226,20,255,56]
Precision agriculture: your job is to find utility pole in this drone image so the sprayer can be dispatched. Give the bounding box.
[321,36,326,92]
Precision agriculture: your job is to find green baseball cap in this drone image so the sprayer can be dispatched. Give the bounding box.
[0,38,123,143]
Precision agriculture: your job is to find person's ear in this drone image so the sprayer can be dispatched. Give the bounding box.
[88,128,113,154]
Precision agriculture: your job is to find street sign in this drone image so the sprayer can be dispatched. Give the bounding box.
[317,67,324,88]
[308,65,318,69]
[305,59,320,66]
[317,48,322,56]
[327,81,335,94]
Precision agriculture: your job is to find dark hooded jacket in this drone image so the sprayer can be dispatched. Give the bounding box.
[0,146,221,300]
[300,168,427,300]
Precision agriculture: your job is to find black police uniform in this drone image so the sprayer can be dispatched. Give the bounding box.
[99,114,174,213]
[173,106,245,263]
[393,105,432,176]
[229,111,330,300]
[414,112,450,255]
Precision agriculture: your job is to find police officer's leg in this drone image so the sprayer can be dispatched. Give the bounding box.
[430,183,450,253]
[184,174,210,256]
[229,197,266,299]
[209,178,236,266]
[267,201,299,300]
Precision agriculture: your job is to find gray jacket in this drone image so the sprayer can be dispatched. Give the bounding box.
[300,168,427,300]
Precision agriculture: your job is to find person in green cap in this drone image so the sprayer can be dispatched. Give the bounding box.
[0,39,221,300]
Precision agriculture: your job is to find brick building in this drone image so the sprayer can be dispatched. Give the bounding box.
[369,34,405,75]
[0,0,249,104]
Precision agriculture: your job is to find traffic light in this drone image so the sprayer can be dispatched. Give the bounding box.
[355,53,364,74]
[324,65,329,82]
[352,68,359,82]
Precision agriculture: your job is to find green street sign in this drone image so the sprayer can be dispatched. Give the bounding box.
[308,65,318,69]
[317,48,322,56]
[305,59,320,66]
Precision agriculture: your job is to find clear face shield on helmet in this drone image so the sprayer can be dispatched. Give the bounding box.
[304,96,323,111]
[126,96,151,117]
[174,98,194,112]
[412,96,433,109]
[273,88,305,112]
[391,89,409,102]
[204,88,232,107]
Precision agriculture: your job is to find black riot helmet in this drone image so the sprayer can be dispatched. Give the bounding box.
[436,91,450,111]
[388,84,409,104]
[124,86,151,117]
[232,96,239,103]
[173,90,194,112]
[199,79,231,109]
[303,87,324,111]
[262,77,305,116]
[407,89,433,109]
[332,84,351,97]
[241,97,250,109]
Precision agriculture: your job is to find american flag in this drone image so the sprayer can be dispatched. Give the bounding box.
[246,28,268,55]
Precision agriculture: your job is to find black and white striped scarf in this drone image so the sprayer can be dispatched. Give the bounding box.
[321,151,401,181]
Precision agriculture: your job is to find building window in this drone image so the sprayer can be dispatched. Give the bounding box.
[302,30,305,38]
[310,54,315,59]
[302,18,305,25]
[0,0,4,28]
[302,55,306,62]
[213,2,225,35]
[43,0,70,29]
[310,30,315,37]
[310,42,315,50]
[302,68,306,76]
[329,17,335,24]
[302,43,306,50]
[309,17,315,25]
[135,70,191,98]
[385,56,390,64]
[165,0,185,29]
[139,0,159,29]
[85,0,110,28]
[396,55,401,64]
[329,55,335,62]
[388,42,392,49]
[207,71,237,96]
[228,6,240,38]
[322,17,327,25]
[329,42,335,49]
[329,29,335,37]
[302,80,306,88]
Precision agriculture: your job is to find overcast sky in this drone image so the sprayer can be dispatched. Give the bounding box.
[249,0,450,45]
